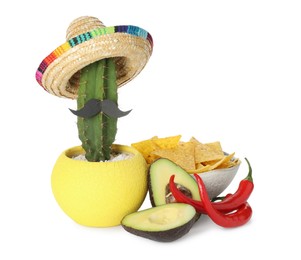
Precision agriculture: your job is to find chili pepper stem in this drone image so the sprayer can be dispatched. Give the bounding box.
[244,158,253,182]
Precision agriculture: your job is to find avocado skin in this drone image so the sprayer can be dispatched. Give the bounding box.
[147,165,157,207]
[122,214,198,242]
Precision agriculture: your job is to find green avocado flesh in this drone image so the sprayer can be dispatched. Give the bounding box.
[149,158,201,206]
[121,203,197,242]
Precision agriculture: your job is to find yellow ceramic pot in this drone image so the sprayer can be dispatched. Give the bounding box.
[51,144,148,227]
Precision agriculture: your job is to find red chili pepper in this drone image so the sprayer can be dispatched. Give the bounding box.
[169,175,205,212]
[194,173,253,228]
[209,158,254,212]
[169,158,254,214]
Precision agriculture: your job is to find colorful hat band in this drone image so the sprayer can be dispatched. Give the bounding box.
[36,25,153,88]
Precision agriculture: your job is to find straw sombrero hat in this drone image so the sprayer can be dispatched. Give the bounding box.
[36,16,153,99]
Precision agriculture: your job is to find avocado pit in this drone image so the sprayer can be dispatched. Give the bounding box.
[165,183,192,204]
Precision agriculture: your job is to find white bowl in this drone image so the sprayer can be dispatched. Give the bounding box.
[194,163,240,199]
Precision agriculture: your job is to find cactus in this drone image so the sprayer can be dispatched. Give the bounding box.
[77,58,118,162]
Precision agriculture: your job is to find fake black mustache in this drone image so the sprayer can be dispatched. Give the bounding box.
[69,99,132,119]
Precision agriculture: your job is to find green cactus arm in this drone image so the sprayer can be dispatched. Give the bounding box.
[77,58,118,162]
[105,58,118,102]
[77,62,89,159]
[77,59,104,161]
[103,58,118,159]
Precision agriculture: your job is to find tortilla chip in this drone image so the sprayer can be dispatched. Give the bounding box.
[191,137,224,163]
[153,135,181,149]
[187,163,211,173]
[131,137,159,162]
[152,142,195,171]
[206,153,235,171]
[132,135,238,172]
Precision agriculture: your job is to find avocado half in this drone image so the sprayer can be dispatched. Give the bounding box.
[121,203,197,242]
[148,158,201,207]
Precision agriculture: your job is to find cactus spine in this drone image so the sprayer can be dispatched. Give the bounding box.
[77,58,118,162]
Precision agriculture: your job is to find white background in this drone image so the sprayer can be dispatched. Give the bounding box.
[1,0,300,259]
